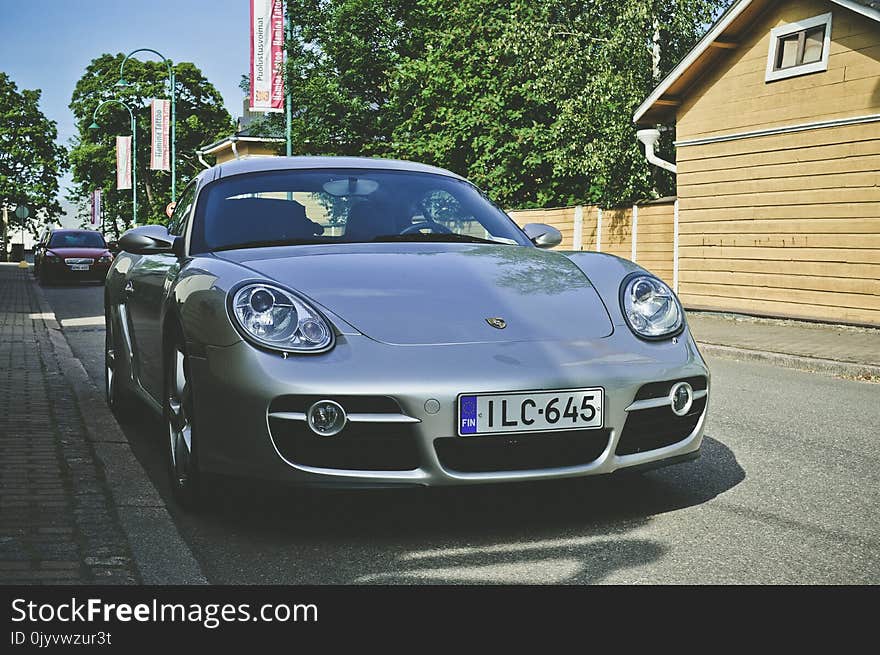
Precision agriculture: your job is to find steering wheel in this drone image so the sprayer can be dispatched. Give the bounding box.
[399,220,454,235]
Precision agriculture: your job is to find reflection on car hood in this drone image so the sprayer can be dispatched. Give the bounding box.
[215,243,614,345]
[46,247,109,258]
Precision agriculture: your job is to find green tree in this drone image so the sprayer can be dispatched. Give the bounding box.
[68,54,234,235]
[0,72,67,257]
[391,0,725,208]
[273,0,420,154]
[279,0,728,208]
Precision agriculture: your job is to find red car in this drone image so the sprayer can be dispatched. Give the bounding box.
[35,229,114,285]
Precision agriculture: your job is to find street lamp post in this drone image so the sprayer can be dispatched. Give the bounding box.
[90,99,137,228]
[117,48,176,201]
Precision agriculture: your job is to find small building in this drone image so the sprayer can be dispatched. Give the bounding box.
[196,132,284,165]
[197,100,285,164]
[634,0,880,326]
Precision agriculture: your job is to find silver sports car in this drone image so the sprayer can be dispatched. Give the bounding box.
[105,157,709,508]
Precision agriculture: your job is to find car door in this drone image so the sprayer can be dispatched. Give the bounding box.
[125,183,197,401]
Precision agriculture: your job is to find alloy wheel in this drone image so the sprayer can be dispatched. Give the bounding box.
[167,347,193,490]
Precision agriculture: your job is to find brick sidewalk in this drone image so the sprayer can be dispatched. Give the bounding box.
[0,264,138,584]
[688,311,880,375]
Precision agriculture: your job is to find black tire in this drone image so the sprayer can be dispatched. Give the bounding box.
[164,326,209,511]
[104,322,137,419]
[38,266,50,286]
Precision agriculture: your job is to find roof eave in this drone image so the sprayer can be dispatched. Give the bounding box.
[196,135,286,156]
[633,0,757,125]
[633,0,880,126]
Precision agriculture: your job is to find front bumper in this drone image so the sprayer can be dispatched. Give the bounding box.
[42,260,111,281]
[190,328,709,488]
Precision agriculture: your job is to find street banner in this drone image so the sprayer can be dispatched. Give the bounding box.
[150,99,171,171]
[116,135,132,190]
[249,0,284,113]
[90,189,102,228]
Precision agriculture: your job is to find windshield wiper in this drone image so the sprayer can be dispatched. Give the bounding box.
[370,233,504,245]
[211,238,326,252]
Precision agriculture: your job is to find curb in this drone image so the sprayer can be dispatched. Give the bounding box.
[697,342,880,380]
[30,276,208,585]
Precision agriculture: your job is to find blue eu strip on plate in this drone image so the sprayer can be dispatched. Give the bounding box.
[459,395,477,435]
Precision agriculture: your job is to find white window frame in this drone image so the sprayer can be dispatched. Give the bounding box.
[765,12,833,82]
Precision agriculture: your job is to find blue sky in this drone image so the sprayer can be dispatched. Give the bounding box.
[1,0,250,220]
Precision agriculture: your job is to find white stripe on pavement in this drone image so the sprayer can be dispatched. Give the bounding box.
[59,316,104,328]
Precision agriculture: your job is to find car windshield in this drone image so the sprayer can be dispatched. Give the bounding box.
[48,231,106,249]
[191,168,531,252]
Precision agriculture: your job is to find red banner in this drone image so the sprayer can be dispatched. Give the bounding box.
[150,99,170,171]
[116,136,132,190]
[249,0,284,113]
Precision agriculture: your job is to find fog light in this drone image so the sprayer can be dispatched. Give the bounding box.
[307,400,347,436]
[669,382,693,416]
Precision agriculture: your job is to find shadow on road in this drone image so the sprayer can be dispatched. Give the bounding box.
[196,435,743,532]
[123,402,744,583]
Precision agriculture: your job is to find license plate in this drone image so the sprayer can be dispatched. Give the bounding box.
[458,388,603,436]
[69,264,90,271]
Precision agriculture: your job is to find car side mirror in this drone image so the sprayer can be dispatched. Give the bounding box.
[118,225,182,255]
[523,223,563,249]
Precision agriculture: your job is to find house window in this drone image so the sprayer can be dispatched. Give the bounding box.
[765,12,832,82]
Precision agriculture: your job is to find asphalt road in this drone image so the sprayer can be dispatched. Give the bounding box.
[40,280,880,584]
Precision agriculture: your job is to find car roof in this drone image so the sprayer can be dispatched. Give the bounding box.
[51,229,103,235]
[214,156,467,182]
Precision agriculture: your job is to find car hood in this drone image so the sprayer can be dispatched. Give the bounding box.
[216,243,613,345]
[46,247,109,258]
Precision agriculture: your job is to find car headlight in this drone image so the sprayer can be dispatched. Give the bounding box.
[230,283,334,353]
[620,273,683,340]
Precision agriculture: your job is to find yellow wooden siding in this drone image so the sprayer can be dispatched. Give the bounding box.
[596,207,628,261]
[581,205,599,251]
[677,0,880,139]
[635,204,675,281]
[683,294,880,325]
[677,121,880,326]
[676,122,879,164]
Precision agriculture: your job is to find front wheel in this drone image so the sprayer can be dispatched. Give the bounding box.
[105,326,136,419]
[164,329,208,510]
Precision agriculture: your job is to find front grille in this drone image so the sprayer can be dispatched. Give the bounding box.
[615,396,706,456]
[64,257,94,265]
[633,376,707,401]
[434,429,611,473]
[269,419,421,471]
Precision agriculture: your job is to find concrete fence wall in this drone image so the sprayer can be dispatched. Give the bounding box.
[507,198,679,290]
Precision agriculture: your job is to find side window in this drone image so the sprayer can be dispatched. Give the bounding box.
[168,183,198,236]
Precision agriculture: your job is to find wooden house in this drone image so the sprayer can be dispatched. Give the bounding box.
[634,0,880,326]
